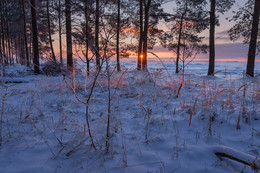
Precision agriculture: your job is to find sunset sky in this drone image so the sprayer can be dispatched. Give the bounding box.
[155,0,260,62]
[52,0,260,62]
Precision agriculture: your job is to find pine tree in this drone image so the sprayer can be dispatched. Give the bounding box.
[247,0,260,77]
[95,0,100,69]
[229,0,260,77]
[31,0,40,74]
[65,0,73,70]
[116,0,121,71]
[206,0,234,76]
[160,0,208,73]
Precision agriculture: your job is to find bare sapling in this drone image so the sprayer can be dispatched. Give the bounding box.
[65,64,101,150]
[65,59,104,151]
[65,29,113,151]
[96,16,124,154]
[73,40,94,77]
[102,64,127,154]
[177,50,202,99]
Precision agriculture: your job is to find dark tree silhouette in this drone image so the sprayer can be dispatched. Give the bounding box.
[142,0,152,71]
[116,0,121,71]
[208,0,215,76]
[95,0,100,69]
[31,0,40,74]
[229,0,259,77]
[21,0,29,66]
[229,0,259,52]
[207,0,234,76]
[58,0,63,65]
[160,0,208,73]
[137,0,143,71]
[65,0,73,70]
[46,0,56,63]
[247,0,260,77]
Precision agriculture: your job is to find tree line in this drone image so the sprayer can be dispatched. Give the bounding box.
[0,0,259,76]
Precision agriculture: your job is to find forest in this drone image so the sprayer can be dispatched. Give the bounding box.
[0,0,259,172]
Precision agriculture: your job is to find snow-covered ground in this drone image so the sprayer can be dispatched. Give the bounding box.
[0,61,259,173]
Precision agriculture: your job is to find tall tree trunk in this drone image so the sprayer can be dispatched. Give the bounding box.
[5,23,8,64]
[31,0,40,74]
[65,0,73,70]
[116,0,121,71]
[21,0,29,66]
[85,1,90,75]
[0,6,6,76]
[1,2,6,65]
[11,39,14,64]
[4,4,8,65]
[7,22,11,64]
[46,0,56,63]
[137,0,143,71]
[29,32,32,64]
[0,1,6,76]
[246,0,260,77]
[20,36,25,64]
[29,31,32,64]
[1,24,5,65]
[0,22,2,65]
[142,0,151,71]
[58,0,63,65]
[0,5,2,66]
[208,0,216,76]
[176,0,188,74]
[14,37,18,64]
[95,0,100,69]
[176,15,184,74]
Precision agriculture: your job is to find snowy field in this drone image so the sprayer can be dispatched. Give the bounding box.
[0,60,259,173]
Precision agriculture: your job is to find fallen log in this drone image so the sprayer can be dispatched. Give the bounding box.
[0,79,29,84]
[212,145,260,170]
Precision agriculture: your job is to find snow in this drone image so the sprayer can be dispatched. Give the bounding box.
[0,61,259,173]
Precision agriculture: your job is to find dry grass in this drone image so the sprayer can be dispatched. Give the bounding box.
[0,64,259,173]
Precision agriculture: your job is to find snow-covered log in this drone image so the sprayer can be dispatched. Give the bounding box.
[212,145,260,170]
[0,79,28,84]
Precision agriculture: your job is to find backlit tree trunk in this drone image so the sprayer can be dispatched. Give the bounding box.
[1,1,6,66]
[95,0,100,69]
[142,0,151,71]
[58,0,63,65]
[116,0,121,71]
[246,0,260,77]
[176,0,188,74]
[46,0,56,63]
[208,0,215,76]
[65,0,73,70]
[176,15,184,74]
[85,1,90,75]
[137,0,143,71]
[31,0,40,74]
[21,0,30,66]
